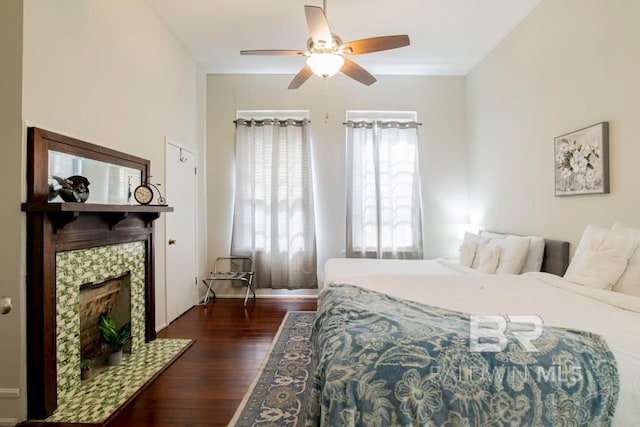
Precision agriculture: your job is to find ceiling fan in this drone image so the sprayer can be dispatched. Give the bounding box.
[240,0,410,89]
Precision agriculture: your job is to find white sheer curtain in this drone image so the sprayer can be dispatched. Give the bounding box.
[232,118,317,289]
[346,120,423,259]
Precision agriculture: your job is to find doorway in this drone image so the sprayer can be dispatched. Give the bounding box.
[165,141,197,323]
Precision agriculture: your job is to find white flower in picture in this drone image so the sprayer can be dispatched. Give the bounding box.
[569,152,588,174]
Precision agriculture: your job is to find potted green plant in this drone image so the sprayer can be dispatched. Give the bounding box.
[80,358,95,380]
[98,315,131,366]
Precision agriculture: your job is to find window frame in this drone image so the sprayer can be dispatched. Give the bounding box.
[344,110,423,259]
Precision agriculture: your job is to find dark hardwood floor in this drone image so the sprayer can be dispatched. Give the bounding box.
[108,298,317,427]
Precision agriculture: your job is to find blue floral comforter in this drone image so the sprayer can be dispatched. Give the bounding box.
[304,283,619,426]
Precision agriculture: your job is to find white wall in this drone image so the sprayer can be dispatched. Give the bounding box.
[16,0,206,420]
[467,0,640,251]
[0,1,24,424]
[207,74,468,295]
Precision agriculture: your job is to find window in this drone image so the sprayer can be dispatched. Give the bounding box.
[345,111,423,259]
[231,111,317,289]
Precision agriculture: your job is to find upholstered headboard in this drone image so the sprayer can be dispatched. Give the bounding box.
[541,238,571,276]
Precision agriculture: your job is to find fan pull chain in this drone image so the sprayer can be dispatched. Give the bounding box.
[323,78,330,123]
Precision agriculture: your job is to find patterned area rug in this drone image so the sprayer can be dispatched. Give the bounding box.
[42,338,193,424]
[229,311,316,427]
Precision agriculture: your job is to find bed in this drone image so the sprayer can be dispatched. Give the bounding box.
[307,227,640,426]
[322,236,570,287]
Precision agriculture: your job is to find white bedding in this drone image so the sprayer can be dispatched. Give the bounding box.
[322,258,475,288]
[324,271,640,426]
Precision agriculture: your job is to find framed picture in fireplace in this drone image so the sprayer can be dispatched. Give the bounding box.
[554,122,609,196]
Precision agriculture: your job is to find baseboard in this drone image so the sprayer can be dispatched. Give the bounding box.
[212,293,318,299]
[0,388,20,426]
[0,389,20,399]
[155,322,169,332]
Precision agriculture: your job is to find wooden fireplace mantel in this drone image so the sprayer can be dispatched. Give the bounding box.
[21,202,173,233]
[23,128,173,420]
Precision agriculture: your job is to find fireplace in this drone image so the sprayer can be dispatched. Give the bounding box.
[22,128,173,419]
[79,273,130,362]
[55,243,146,402]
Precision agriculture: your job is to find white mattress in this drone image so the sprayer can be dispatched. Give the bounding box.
[323,270,640,426]
[322,258,475,288]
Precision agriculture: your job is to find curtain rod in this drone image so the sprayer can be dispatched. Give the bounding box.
[234,118,310,127]
[343,120,423,129]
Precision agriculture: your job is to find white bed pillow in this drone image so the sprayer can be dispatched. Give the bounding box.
[472,230,504,270]
[480,231,505,240]
[480,231,545,273]
[564,231,637,290]
[459,232,491,269]
[489,237,530,274]
[519,236,545,273]
[458,240,477,267]
[611,222,640,296]
[565,224,611,278]
[476,244,500,273]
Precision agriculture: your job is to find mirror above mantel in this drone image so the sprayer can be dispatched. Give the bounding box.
[23,127,172,231]
[27,127,151,205]
[48,150,142,205]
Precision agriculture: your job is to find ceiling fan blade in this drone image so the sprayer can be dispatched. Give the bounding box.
[342,35,410,55]
[340,59,376,86]
[304,5,332,45]
[288,65,314,89]
[240,49,306,56]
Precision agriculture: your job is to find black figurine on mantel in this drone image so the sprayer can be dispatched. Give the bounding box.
[49,175,91,203]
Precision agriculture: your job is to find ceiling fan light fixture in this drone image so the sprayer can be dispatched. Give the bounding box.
[241,4,410,89]
[306,53,344,79]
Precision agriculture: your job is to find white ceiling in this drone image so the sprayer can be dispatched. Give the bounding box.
[147,0,540,76]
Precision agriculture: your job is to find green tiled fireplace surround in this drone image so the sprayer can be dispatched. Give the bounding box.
[55,241,146,403]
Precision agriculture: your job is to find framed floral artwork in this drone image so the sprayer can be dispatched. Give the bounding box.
[554,122,609,196]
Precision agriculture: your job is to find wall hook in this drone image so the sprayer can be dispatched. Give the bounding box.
[179,148,188,163]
